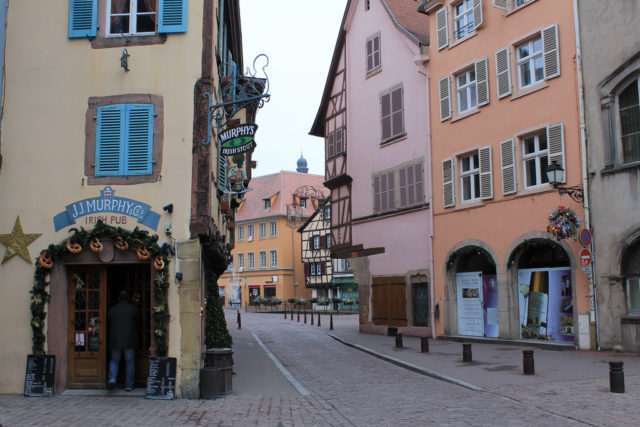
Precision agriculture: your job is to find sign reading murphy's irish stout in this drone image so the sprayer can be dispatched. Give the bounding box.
[218,124,258,195]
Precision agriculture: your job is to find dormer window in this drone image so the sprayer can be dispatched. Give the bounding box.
[264,198,271,211]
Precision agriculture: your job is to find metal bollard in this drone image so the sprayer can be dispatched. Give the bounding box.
[317,313,321,327]
[462,343,472,362]
[610,361,625,393]
[420,336,429,353]
[330,313,334,330]
[290,309,293,320]
[304,311,307,324]
[523,350,534,375]
[284,308,287,319]
[297,310,300,322]
[395,333,403,348]
[237,310,241,330]
[311,311,314,325]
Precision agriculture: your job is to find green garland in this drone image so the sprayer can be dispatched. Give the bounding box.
[31,220,170,356]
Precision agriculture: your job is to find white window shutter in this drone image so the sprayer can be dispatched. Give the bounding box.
[436,8,449,50]
[495,47,512,98]
[500,138,517,195]
[479,146,493,199]
[439,76,451,121]
[442,158,455,208]
[547,123,565,182]
[373,175,381,213]
[473,0,483,30]
[542,23,560,80]
[492,0,507,11]
[475,58,489,106]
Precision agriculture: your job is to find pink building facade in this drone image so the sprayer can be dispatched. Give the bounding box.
[311,0,434,336]
[419,0,593,348]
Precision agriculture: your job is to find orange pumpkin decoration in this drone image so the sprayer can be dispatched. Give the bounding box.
[115,236,129,251]
[136,246,151,261]
[89,238,103,253]
[38,252,53,269]
[153,256,165,271]
[66,240,82,254]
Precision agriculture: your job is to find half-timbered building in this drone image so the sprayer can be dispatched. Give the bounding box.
[311,0,433,336]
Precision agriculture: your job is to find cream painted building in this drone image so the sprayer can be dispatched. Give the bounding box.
[0,0,259,397]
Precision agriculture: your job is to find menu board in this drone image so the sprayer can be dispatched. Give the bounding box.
[145,357,176,400]
[24,355,55,397]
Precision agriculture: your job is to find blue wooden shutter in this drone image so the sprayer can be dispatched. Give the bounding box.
[96,105,125,176]
[69,0,98,38]
[125,104,154,175]
[158,0,188,33]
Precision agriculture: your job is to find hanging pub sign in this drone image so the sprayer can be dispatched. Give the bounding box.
[218,124,258,196]
[53,187,161,231]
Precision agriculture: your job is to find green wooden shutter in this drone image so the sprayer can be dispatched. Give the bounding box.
[69,0,97,38]
[96,105,125,176]
[158,0,188,33]
[125,104,154,175]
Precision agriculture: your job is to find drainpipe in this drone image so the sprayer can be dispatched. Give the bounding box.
[218,0,225,71]
[573,0,599,350]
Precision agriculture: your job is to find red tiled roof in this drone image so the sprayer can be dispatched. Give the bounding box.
[235,171,327,222]
[385,0,430,45]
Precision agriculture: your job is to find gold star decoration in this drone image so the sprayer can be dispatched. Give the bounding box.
[0,216,42,264]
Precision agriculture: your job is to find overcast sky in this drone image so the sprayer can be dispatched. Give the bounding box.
[239,0,348,177]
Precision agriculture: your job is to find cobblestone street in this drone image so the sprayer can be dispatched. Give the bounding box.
[1,311,639,426]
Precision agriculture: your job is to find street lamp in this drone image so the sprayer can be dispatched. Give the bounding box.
[545,160,584,203]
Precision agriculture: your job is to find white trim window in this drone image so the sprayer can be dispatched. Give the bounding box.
[299,198,307,209]
[313,235,321,250]
[460,153,481,202]
[619,77,640,163]
[522,131,549,189]
[259,251,267,269]
[248,252,255,269]
[107,0,157,36]
[366,33,381,75]
[237,253,245,269]
[237,225,244,242]
[247,224,255,240]
[457,68,477,113]
[259,222,267,239]
[516,36,544,89]
[270,250,278,267]
[381,86,404,142]
[228,254,234,271]
[264,199,271,210]
[454,0,474,40]
[269,220,277,237]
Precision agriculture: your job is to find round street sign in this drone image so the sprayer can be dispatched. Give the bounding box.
[579,228,592,247]
[579,248,592,266]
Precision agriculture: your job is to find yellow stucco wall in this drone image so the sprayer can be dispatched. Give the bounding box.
[0,0,208,393]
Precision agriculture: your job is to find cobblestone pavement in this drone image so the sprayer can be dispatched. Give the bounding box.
[1,311,638,426]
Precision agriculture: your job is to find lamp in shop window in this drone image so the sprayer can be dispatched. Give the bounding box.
[545,161,584,203]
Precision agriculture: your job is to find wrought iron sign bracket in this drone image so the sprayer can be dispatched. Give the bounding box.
[202,54,271,145]
[555,185,585,203]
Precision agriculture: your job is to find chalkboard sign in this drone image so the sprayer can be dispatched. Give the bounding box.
[145,357,176,400]
[24,355,55,397]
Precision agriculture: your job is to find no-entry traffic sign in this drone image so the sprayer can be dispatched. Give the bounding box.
[579,248,592,266]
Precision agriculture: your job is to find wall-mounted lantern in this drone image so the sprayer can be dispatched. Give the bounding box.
[546,161,584,203]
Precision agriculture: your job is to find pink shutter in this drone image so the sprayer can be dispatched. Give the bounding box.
[415,162,425,203]
[399,167,408,207]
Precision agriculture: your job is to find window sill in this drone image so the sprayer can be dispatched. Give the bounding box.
[506,0,537,16]
[353,202,430,224]
[450,108,481,123]
[366,67,382,79]
[511,185,555,199]
[454,200,485,211]
[91,34,167,49]
[448,32,477,50]
[510,81,548,101]
[601,161,640,176]
[380,133,407,147]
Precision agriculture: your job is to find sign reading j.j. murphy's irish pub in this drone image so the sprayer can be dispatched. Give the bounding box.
[53,187,160,231]
[218,124,258,195]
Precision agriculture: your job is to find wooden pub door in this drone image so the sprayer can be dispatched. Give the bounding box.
[67,264,151,388]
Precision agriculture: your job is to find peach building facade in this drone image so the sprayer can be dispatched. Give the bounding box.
[419,0,592,348]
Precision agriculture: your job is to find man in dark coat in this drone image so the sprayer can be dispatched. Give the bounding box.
[107,290,138,391]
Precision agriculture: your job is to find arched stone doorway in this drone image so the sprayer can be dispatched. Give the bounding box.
[507,237,575,343]
[444,243,498,337]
